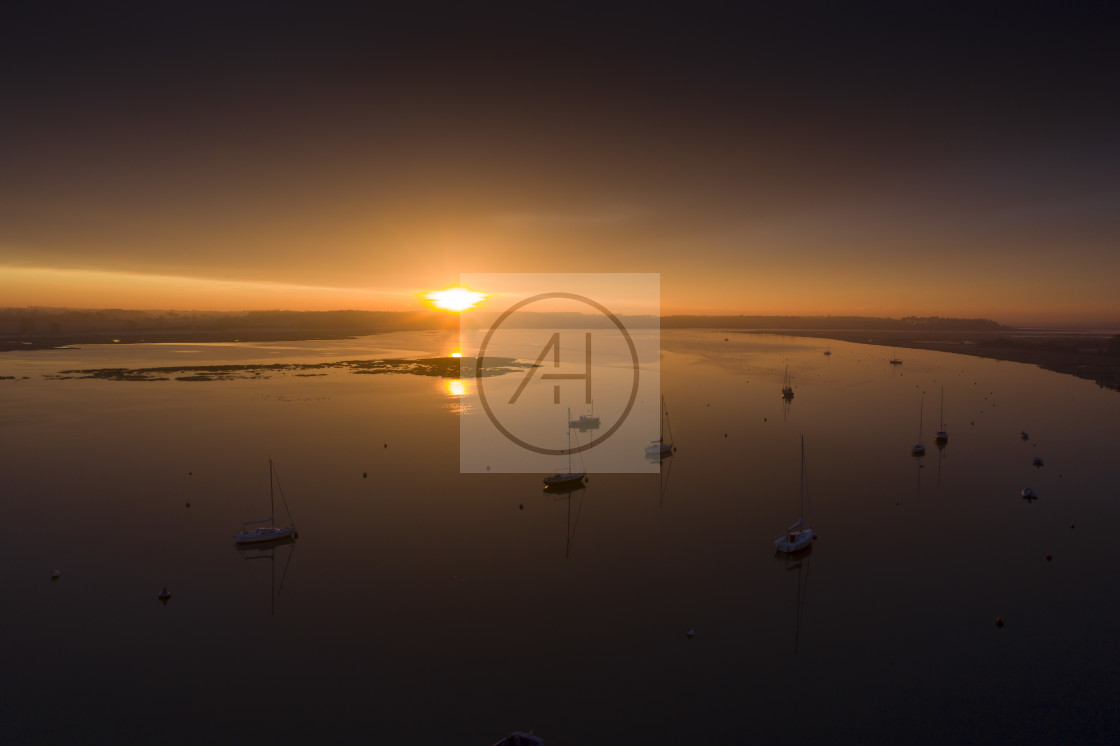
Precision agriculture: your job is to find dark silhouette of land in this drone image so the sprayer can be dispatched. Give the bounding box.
[2,307,1117,390]
[739,327,1120,391]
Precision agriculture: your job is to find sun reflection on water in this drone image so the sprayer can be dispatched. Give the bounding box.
[440,377,472,415]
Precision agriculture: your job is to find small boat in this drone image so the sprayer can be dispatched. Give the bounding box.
[934,386,948,444]
[775,436,813,553]
[781,364,794,399]
[492,733,544,746]
[1019,430,1030,440]
[644,396,674,456]
[889,349,903,365]
[1032,457,1044,467]
[158,587,171,603]
[911,397,926,456]
[235,460,298,545]
[1021,487,1037,500]
[568,400,601,429]
[544,409,587,487]
[823,347,831,356]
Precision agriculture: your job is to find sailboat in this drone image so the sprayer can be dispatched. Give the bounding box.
[775,435,813,553]
[934,386,948,445]
[889,349,903,365]
[235,460,297,545]
[781,365,794,399]
[823,347,831,357]
[911,397,926,456]
[645,395,674,456]
[544,409,587,487]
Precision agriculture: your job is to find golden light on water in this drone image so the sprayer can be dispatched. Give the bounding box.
[443,378,469,397]
[450,351,462,358]
[423,286,488,312]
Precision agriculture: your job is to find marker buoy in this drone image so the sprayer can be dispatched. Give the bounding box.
[686,628,696,639]
[51,570,61,580]
[995,618,1004,628]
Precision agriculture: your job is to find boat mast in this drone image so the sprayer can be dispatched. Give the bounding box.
[918,398,924,443]
[800,435,806,523]
[269,458,275,522]
[939,386,945,429]
[663,396,673,443]
[567,408,573,473]
[659,396,664,442]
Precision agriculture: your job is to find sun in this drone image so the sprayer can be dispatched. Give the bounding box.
[423,286,488,313]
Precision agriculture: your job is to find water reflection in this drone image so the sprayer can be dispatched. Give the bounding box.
[543,481,588,559]
[6,330,1120,743]
[236,536,296,617]
[647,449,676,508]
[777,548,812,653]
[440,377,472,415]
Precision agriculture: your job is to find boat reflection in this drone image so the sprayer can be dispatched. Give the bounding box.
[236,536,296,617]
[936,436,946,490]
[775,547,812,653]
[648,448,676,508]
[543,481,588,559]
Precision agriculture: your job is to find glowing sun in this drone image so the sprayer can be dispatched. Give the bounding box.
[424,286,488,312]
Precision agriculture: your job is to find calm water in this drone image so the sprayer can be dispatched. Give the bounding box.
[2,330,1119,744]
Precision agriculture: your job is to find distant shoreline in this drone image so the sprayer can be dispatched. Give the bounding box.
[3,322,1118,392]
[734,328,1120,391]
[0,329,366,352]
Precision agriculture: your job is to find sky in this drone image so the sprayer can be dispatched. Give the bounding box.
[2,1,1118,324]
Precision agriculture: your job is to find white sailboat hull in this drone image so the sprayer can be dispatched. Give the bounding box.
[774,528,813,553]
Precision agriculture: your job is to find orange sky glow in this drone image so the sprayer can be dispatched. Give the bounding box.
[3,5,1118,328]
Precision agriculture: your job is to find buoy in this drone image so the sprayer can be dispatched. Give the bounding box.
[763,417,767,422]
[384,443,388,448]
[51,570,61,580]
[686,628,695,639]
[519,504,524,510]
[995,617,1004,628]
[188,471,192,476]
[363,472,367,478]
[1046,554,1052,561]
[185,502,190,508]
[158,587,171,603]
[812,535,818,541]
[724,433,728,438]
[1032,457,1043,467]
